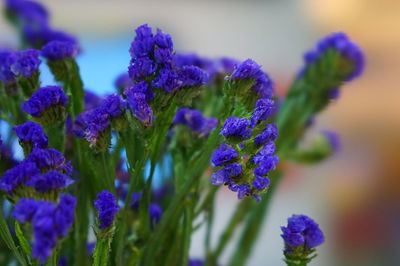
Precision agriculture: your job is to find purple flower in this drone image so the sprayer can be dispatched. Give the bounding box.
[53,194,76,237]
[210,144,239,167]
[250,99,275,127]
[149,203,163,228]
[41,40,78,60]
[13,121,48,149]
[87,242,95,256]
[281,214,324,251]
[26,170,74,193]
[154,29,173,49]
[125,92,154,126]
[12,198,39,223]
[5,0,48,25]
[303,32,364,81]
[114,73,133,91]
[11,49,41,78]
[99,94,126,118]
[231,59,262,80]
[21,86,68,117]
[254,124,278,146]
[0,50,16,83]
[27,148,73,175]
[130,36,154,58]
[94,191,120,230]
[0,161,40,194]
[152,68,183,93]
[173,108,218,137]
[124,81,155,102]
[128,56,157,81]
[211,163,242,186]
[74,109,110,146]
[180,65,208,87]
[252,175,270,191]
[134,24,153,41]
[228,183,251,199]
[12,195,76,263]
[231,59,274,99]
[220,117,251,139]
[188,259,204,266]
[322,130,340,153]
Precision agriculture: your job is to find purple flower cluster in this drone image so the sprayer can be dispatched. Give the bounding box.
[5,0,77,49]
[0,49,41,84]
[173,108,217,137]
[41,40,78,60]
[0,147,73,195]
[74,94,126,148]
[302,32,364,81]
[124,25,208,125]
[220,117,251,139]
[94,191,120,230]
[12,195,77,263]
[230,59,274,99]
[21,85,68,117]
[13,121,48,149]
[128,24,174,82]
[123,82,154,126]
[11,49,41,78]
[281,214,324,252]
[211,97,278,200]
[0,50,17,83]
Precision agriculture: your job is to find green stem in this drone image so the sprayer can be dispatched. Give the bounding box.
[180,201,193,266]
[210,198,252,263]
[0,210,27,266]
[227,172,282,266]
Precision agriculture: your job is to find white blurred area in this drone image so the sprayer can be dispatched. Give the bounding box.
[1,0,400,265]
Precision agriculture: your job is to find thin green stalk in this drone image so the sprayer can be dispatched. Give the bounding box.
[139,130,221,266]
[228,172,282,266]
[0,210,27,266]
[209,198,252,263]
[179,201,194,266]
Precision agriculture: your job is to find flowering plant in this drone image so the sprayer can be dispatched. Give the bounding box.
[0,1,364,265]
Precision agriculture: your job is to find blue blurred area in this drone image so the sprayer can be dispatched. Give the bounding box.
[40,35,132,96]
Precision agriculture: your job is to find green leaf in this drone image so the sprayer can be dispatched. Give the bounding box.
[0,210,27,266]
[15,222,33,262]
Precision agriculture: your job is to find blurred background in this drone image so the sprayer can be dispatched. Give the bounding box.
[1,0,400,265]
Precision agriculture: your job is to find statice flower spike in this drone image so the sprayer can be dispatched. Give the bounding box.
[0,161,40,194]
[302,32,364,82]
[21,85,68,125]
[12,195,76,263]
[230,59,274,100]
[94,190,120,230]
[13,121,48,155]
[281,214,324,265]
